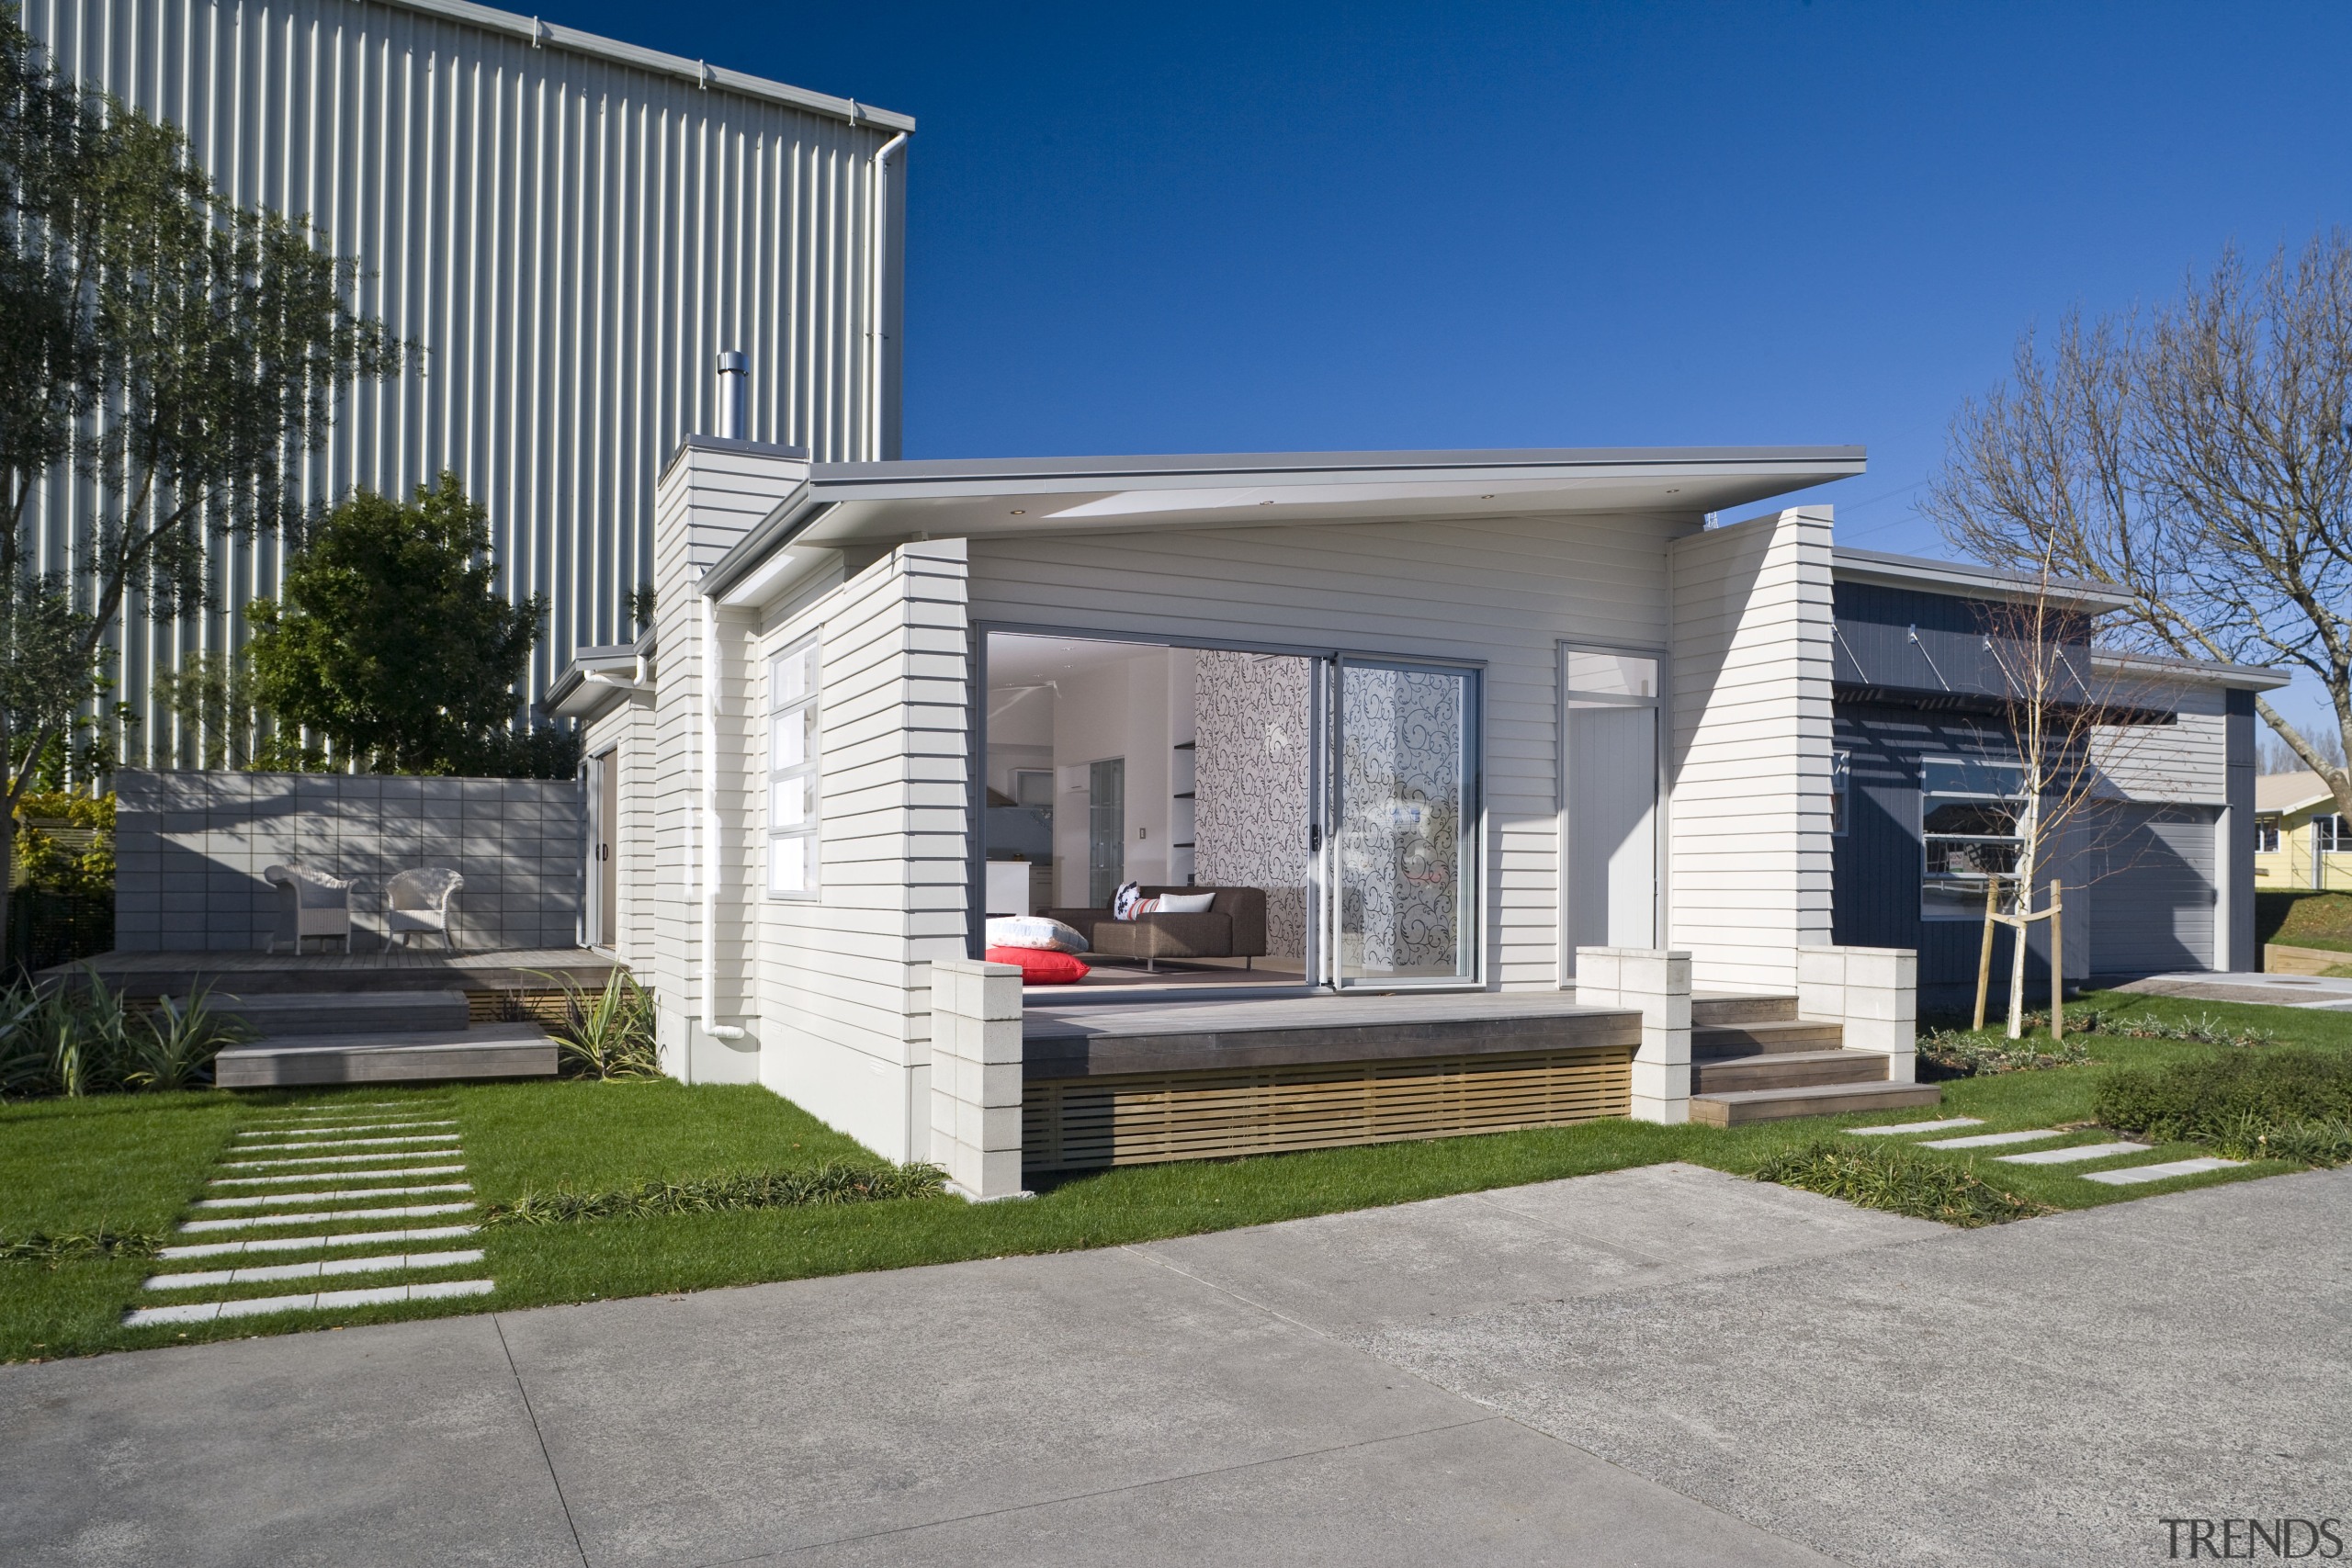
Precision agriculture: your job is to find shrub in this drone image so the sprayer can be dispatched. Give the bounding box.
[2092,1049,2352,1146]
[483,1162,948,1225]
[537,968,661,1080]
[0,971,244,1099]
[0,1228,164,1268]
[1918,1029,2092,1079]
[1750,1140,2053,1227]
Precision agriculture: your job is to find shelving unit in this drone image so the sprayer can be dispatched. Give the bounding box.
[1170,740,1197,886]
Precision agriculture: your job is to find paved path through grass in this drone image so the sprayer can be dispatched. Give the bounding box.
[5,1160,2341,1567]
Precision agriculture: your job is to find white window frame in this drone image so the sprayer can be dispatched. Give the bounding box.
[1919,755,2028,921]
[767,636,821,899]
[2254,821,2280,854]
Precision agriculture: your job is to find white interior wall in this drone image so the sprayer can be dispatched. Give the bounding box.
[967,512,1692,987]
[1045,649,1178,901]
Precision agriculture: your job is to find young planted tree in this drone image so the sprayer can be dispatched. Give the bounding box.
[1,4,397,953]
[247,474,573,777]
[1928,230,2352,824]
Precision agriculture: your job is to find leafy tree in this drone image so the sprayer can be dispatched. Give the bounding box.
[248,474,574,777]
[1,3,397,953]
[1929,230,2352,824]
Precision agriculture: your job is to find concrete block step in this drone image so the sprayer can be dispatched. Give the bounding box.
[1690,993,1800,1026]
[210,989,470,1038]
[1692,1048,1891,1094]
[1690,1079,1943,1128]
[213,1022,556,1089]
[1692,1020,1846,1058]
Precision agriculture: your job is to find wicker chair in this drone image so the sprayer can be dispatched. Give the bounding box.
[386,867,464,951]
[263,863,353,954]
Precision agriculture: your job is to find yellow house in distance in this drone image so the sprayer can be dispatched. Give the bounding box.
[2254,772,2350,889]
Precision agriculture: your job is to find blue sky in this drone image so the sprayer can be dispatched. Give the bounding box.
[558,0,2352,724]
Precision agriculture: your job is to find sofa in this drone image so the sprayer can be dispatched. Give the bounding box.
[1046,886,1269,970]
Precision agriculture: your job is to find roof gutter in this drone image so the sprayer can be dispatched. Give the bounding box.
[699,490,836,602]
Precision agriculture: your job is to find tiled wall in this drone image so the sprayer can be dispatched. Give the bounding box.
[114,771,583,953]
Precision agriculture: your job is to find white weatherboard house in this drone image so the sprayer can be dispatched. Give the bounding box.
[555,435,1975,1196]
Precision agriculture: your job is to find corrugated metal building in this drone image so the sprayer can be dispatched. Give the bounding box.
[19,0,910,762]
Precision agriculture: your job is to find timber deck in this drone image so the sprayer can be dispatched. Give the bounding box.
[45,948,618,999]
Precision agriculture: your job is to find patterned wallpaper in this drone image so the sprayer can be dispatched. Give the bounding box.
[1336,667,1464,975]
[1193,651,1312,960]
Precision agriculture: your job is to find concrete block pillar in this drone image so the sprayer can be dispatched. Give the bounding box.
[928,958,1029,1201]
[1576,946,1691,1124]
[1798,945,1917,1083]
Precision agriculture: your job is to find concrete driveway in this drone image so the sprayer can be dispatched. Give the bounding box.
[6,1161,2345,1567]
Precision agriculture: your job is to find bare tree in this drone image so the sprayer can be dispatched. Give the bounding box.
[1962,559,2166,1038]
[1928,231,2352,827]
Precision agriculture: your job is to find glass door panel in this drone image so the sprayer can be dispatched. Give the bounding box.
[1330,660,1477,987]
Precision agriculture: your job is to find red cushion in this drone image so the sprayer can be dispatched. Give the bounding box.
[984,945,1090,985]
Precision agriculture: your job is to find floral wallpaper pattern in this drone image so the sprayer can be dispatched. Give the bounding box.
[1336,665,1464,976]
[1193,650,1312,959]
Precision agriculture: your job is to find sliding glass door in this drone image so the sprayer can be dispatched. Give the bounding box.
[1560,646,1661,976]
[1326,658,1479,988]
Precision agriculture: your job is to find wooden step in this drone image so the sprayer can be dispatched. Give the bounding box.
[213,1022,557,1088]
[210,989,471,1038]
[1690,1080,1943,1127]
[1690,993,1799,1026]
[1692,1048,1886,1094]
[1691,1020,1845,1059]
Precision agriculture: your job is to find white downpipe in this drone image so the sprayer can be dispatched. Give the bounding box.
[867,130,908,461]
[698,590,743,1044]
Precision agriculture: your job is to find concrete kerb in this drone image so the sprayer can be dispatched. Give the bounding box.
[1576,947,1691,1124]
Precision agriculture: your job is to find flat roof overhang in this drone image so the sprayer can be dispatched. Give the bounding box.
[707,444,1866,605]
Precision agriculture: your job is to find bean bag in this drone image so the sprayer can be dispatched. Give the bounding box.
[984,944,1090,985]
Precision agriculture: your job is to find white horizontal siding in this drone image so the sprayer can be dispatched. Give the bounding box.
[1668,509,1836,992]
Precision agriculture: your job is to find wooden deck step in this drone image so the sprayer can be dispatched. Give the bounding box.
[1692,1048,1887,1094]
[213,1023,557,1088]
[1692,1020,1846,1059]
[1690,1080,1943,1127]
[210,989,470,1039]
[1690,993,1799,1027]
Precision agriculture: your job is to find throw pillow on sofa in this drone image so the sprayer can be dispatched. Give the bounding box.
[985,944,1090,985]
[1154,891,1216,914]
[1112,880,1146,920]
[984,915,1091,953]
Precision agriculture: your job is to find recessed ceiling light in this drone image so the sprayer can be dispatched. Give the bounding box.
[1009,509,1025,515]
[1259,500,1274,506]
[1480,494,1496,500]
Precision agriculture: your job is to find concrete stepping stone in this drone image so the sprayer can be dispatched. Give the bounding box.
[143,1249,486,1290]
[158,1224,479,1260]
[2082,1156,2245,1186]
[193,1183,471,1209]
[226,1134,460,1152]
[220,1150,458,1168]
[236,1121,458,1138]
[1996,1142,2149,1166]
[177,1201,475,1233]
[123,1278,494,1327]
[1845,1118,1984,1136]
[1918,1129,2066,1150]
[212,1166,466,1186]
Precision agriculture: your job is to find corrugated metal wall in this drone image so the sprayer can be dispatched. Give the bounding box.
[19,0,910,763]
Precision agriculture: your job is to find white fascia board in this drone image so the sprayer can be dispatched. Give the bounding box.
[1830,547,2132,611]
[371,0,916,130]
[2089,649,2290,692]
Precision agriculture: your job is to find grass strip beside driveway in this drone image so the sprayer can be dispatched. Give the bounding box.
[4,988,2340,1361]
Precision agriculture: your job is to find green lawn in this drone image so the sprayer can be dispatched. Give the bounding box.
[5,987,2341,1363]
[2256,890,2352,954]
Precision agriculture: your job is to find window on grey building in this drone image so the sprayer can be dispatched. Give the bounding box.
[1920,756,2027,920]
[768,637,821,898]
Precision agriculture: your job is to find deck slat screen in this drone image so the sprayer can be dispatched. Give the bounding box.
[1022,1045,1635,1170]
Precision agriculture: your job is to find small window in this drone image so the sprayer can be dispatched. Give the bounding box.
[2319,815,2345,855]
[2254,822,2280,854]
[1831,750,1851,839]
[1920,756,2027,920]
[768,637,820,897]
